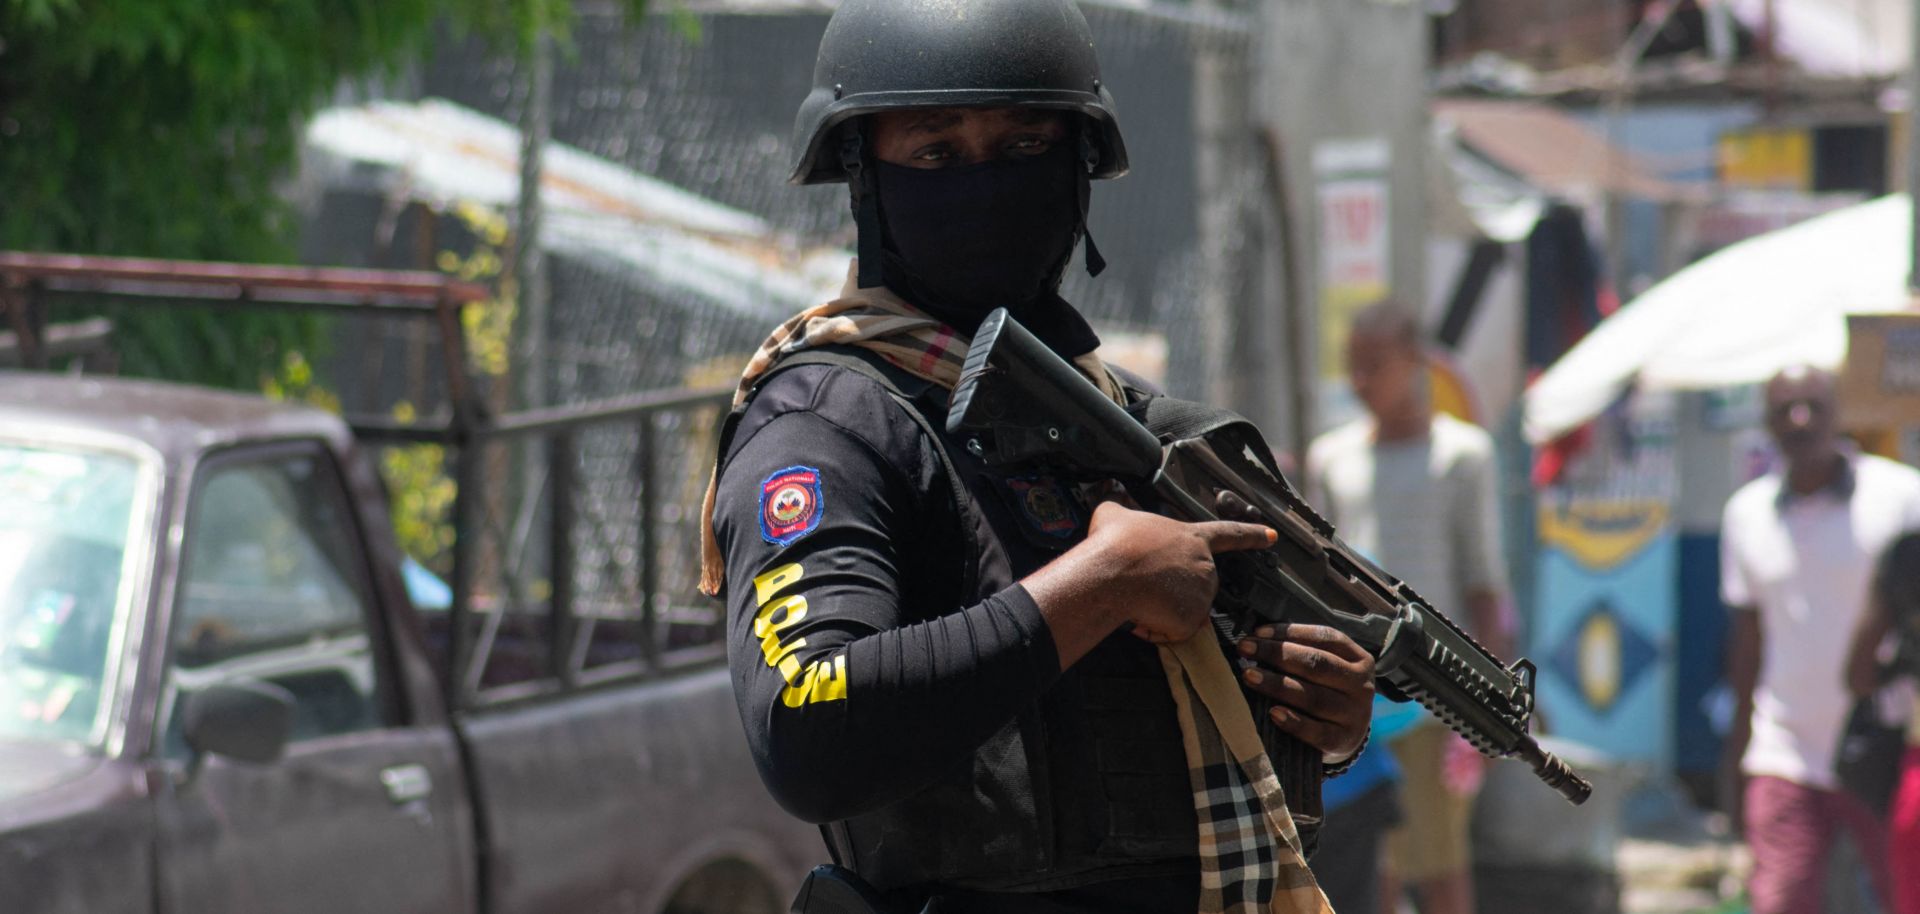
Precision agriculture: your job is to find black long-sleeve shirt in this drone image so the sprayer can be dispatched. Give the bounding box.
[714,362,1066,825]
[715,353,1224,912]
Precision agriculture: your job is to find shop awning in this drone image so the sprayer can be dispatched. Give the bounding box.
[1523,193,1915,443]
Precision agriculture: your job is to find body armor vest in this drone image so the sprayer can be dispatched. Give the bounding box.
[718,347,1306,896]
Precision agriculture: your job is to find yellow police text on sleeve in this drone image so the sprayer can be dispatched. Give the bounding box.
[750,562,848,707]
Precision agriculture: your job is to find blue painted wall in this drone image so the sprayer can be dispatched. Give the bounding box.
[1533,526,1680,766]
[1673,532,1729,778]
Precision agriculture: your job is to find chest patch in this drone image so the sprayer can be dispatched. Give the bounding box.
[1006,475,1083,539]
[760,466,825,546]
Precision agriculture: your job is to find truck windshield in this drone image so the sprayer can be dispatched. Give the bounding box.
[0,443,143,749]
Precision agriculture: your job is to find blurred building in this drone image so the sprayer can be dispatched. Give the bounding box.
[1435,0,1908,83]
[1430,0,1917,802]
[1436,0,1909,278]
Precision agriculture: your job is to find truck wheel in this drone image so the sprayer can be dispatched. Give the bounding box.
[662,858,782,914]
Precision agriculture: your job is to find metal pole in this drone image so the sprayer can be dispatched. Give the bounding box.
[548,429,576,685]
[1262,128,1315,466]
[1191,0,1234,411]
[1603,1,1684,301]
[636,417,660,668]
[1762,0,1781,119]
[449,425,482,709]
[513,27,555,644]
[1909,1,1920,293]
[516,29,552,412]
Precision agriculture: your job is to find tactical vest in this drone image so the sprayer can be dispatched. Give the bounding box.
[719,346,1322,896]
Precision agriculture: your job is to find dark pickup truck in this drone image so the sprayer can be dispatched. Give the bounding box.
[0,255,817,914]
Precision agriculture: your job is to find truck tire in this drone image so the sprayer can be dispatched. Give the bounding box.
[662,858,782,914]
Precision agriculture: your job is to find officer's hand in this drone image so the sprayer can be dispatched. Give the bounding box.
[1208,489,1377,759]
[1080,500,1276,645]
[1025,501,1274,668]
[1236,624,1375,761]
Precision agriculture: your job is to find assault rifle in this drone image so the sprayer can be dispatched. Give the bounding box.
[948,309,1592,806]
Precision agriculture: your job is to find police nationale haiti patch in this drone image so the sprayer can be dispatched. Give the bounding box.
[1007,475,1081,538]
[759,466,825,546]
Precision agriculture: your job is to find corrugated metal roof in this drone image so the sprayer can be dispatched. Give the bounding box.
[303,98,847,318]
[1435,98,1690,203]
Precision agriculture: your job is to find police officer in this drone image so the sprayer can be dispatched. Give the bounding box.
[704,2,1374,910]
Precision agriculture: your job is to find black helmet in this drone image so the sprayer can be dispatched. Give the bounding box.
[788,0,1129,186]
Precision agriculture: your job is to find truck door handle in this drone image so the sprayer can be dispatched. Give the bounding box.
[380,764,433,806]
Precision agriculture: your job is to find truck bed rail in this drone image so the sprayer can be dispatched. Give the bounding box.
[2,251,735,712]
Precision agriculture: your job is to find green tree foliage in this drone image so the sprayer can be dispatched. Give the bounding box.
[0,0,654,388]
[2,0,665,571]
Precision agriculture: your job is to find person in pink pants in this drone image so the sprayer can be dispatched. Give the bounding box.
[1845,532,1920,914]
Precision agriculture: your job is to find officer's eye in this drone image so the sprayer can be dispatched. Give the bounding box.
[909,143,959,165]
[1008,134,1054,156]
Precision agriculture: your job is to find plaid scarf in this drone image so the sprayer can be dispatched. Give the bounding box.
[699,266,1333,914]
[696,270,1124,597]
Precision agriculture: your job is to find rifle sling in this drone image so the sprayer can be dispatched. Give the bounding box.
[1127,395,1334,821]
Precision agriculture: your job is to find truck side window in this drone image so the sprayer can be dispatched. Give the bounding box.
[161,451,387,756]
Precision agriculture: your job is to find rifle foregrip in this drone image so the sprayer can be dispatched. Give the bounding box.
[1392,662,1591,806]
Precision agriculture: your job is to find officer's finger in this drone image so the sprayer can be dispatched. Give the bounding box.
[1213,490,1263,522]
[1238,636,1370,690]
[1252,623,1373,665]
[1241,668,1355,724]
[1196,521,1276,554]
[1267,705,1348,757]
[1275,642,1373,693]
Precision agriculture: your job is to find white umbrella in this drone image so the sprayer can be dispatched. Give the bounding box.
[1523,193,1914,444]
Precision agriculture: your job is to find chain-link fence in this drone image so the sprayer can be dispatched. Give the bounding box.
[416,1,1273,404]
[292,1,1296,705]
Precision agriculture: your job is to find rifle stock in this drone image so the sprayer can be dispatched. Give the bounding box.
[950,309,1591,806]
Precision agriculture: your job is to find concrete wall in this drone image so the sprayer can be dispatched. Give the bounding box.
[1257,0,1432,439]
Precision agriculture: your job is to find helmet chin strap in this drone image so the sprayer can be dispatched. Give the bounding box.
[840,123,886,288]
[1078,131,1106,278]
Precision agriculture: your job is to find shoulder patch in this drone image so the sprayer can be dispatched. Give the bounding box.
[760,465,826,546]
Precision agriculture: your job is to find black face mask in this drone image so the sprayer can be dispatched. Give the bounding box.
[872,145,1098,354]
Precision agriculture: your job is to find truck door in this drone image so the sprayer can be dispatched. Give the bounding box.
[152,442,476,914]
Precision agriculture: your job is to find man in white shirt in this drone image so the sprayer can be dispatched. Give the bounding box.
[1721,365,1920,914]
[1306,301,1511,914]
